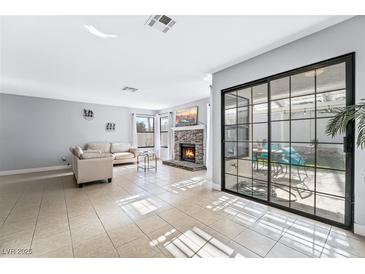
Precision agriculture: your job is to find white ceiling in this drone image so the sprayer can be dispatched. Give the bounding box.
[0,15,353,110]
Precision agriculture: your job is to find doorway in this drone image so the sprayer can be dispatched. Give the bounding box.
[221,53,354,229]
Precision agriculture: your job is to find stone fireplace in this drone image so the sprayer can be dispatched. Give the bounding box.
[162,125,206,171]
[174,128,204,165]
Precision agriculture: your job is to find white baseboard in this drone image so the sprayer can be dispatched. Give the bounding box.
[212,183,221,191]
[354,223,365,236]
[0,165,71,176]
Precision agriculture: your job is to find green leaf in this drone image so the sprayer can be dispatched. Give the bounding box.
[326,103,365,149]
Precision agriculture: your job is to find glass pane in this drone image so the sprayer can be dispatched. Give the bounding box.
[238,142,250,158]
[136,116,154,132]
[271,77,289,100]
[225,174,238,193]
[237,88,251,106]
[317,144,345,170]
[317,63,346,93]
[237,125,250,142]
[253,83,268,104]
[238,159,252,178]
[316,169,345,197]
[253,180,268,201]
[291,166,315,191]
[160,117,169,131]
[252,142,266,161]
[316,90,346,118]
[291,94,315,119]
[225,125,237,141]
[316,194,345,224]
[252,123,268,143]
[225,158,237,175]
[224,92,236,109]
[238,142,252,160]
[317,117,345,143]
[291,70,315,97]
[225,142,237,158]
[271,121,289,142]
[271,143,290,159]
[237,106,251,124]
[137,132,154,147]
[291,188,314,214]
[291,143,315,167]
[148,117,154,131]
[252,103,268,123]
[225,108,236,125]
[238,176,252,196]
[160,132,168,147]
[271,162,289,186]
[271,184,290,207]
[291,119,315,143]
[271,99,289,121]
[253,161,268,181]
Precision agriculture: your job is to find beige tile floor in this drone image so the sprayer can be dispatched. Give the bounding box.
[1,163,365,258]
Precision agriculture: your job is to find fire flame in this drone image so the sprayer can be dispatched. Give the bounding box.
[185,149,195,158]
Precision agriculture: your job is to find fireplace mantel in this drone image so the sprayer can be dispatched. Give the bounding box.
[171,125,205,131]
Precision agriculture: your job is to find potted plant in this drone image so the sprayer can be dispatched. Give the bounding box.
[326,100,365,148]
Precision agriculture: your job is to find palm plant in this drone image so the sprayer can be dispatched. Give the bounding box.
[326,100,365,148]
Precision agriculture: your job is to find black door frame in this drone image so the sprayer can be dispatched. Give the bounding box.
[221,53,355,230]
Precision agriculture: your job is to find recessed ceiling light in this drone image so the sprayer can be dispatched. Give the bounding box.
[145,15,176,33]
[84,25,117,39]
[121,86,138,93]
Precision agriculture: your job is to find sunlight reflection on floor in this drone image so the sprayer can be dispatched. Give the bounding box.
[149,226,248,258]
[115,194,163,218]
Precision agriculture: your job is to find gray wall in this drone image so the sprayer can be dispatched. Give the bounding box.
[0,94,154,171]
[212,16,365,233]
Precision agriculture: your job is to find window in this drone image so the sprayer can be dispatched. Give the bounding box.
[136,116,154,148]
[160,116,169,148]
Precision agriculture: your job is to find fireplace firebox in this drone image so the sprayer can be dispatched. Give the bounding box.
[180,144,196,163]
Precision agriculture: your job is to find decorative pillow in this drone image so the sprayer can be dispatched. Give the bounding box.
[86,142,111,153]
[74,146,83,158]
[111,142,131,153]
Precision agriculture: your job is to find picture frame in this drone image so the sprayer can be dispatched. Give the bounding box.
[175,106,198,127]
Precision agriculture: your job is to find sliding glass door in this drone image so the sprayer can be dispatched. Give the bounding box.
[222,54,354,228]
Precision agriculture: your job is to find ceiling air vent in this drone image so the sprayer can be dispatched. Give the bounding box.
[145,15,176,33]
[121,86,138,93]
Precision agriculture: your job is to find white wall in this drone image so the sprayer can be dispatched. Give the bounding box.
[0,94,155,171]
[212,16,365,234]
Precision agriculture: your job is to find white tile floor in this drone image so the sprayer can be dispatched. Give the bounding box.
[0,163,364,258]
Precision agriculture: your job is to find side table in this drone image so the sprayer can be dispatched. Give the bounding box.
[137,151,157,172]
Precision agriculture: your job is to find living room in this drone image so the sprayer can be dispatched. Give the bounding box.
[1,1,365,273]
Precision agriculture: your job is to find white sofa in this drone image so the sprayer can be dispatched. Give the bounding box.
[69,142,138,187]
[70,147,113,187]
[85,142,138,165]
